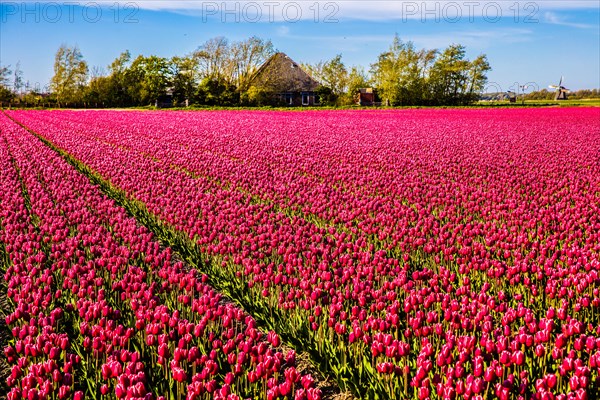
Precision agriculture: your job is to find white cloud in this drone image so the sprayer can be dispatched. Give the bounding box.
[103,1,598,22]
[543,11,596,29]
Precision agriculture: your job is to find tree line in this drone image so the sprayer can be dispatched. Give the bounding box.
[522,88,600,101]
[2,34,497,107]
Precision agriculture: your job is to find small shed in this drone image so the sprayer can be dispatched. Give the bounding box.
[156,87,174,108]
[356,88,376,106]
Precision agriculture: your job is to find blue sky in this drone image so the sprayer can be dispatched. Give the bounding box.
[1,1,599,92]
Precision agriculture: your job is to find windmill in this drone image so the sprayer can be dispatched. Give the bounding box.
[549,76,569,100]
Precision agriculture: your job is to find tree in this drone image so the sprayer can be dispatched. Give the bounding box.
[230,36,275,91]
[371,36,488,106]
[0,65,10,87]
[84,75,112,107]
[301,61,324,84]
[192,37,239,105]
[192,36,274,105]
[171,55,199,106]
[343,66,371,105]
[371,36,426,106]
[13,62,23,95]
[315,86,336,106]
[195,77,238,106]
[321,55,348,97]
[417,48,438,104]
[50,45,88,106]
[0,65,14,103]
[84,65,113,107]
[465,55,491,104]
[429,44,471,105]
[107,51,133,106]
[301,55,348,105]
[127,55,172,105]
[195,37,233,84]
[242,85,271,106]
[109,51,131,76]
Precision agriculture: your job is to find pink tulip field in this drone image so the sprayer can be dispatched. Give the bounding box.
[1,107,600,399]
[0,112,321,400]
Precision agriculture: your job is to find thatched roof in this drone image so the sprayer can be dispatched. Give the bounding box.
[248,53,320,92]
